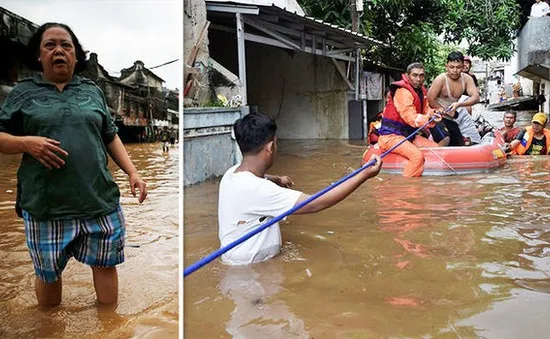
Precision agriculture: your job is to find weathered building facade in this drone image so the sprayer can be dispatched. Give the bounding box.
[1,6,177,143]
[81,55,171,142]
[0,7,38,103]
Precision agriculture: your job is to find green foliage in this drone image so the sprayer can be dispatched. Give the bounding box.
[299,0,352,29]
[439,0,521,60]
[298,0,522,69]
[200,98,225,108]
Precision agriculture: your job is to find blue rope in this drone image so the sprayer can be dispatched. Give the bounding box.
[184,115,439,277]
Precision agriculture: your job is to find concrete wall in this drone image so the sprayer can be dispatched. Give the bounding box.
[516,17,550,80]
[184,0,211,105]
[247,44,349,139]
[184,0,209,66]
[209,30,350,139]
[183,107,242,186]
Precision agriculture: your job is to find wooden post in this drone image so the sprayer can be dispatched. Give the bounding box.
[236,13,248,106]
[351,0,359,32]
[355,48,361,101]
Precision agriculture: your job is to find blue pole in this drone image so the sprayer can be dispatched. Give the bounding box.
[184,115,439,277]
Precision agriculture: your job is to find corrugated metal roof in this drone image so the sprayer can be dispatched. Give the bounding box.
[206,1,387,48]
[207,0,305,15]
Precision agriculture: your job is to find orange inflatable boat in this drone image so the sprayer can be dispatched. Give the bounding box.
[361,132,508,176]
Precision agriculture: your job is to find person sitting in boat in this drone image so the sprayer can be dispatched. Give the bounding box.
[427,51,481,146]
[510,113,550,155]
[367,88,393,145]
[368,112,383,145]
[462,56,479,87]
[499,111,521,152]
[378,62,443,177]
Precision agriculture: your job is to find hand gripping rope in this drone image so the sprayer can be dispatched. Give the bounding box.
[184,114,440,277]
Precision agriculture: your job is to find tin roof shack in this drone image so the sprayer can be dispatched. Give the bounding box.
[0,6,38,103]
[206,1,387,140]
[183,0,391,186]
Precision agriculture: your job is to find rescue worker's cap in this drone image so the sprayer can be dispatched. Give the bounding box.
[532,112,548,126]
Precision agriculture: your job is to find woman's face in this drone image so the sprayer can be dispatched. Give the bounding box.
[39,26,76,83]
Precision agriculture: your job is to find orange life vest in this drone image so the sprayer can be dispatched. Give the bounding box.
[379,75,427,137]
[512,126,550,155]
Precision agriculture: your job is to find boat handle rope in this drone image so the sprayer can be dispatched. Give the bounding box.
[426,147,458,175]
[184,114,441,277]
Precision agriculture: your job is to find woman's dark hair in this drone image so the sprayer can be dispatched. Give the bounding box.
[233,113,277,155]
[26,22,88,72]
[447,51,464,63]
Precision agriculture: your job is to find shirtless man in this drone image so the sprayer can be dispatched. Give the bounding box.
[428,51,481,145]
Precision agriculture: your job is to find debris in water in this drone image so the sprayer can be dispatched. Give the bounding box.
[306,268,312,277]
[6,190,12,193]
[251,298,264,309]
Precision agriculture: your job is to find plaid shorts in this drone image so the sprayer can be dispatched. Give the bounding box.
[22,205,126,283]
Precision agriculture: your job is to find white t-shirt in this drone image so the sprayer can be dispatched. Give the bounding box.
[218,164,302,265]
[531,1,550,17]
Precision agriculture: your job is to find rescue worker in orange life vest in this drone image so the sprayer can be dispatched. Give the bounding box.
[378,62,443,177]
[368,113,382,145]
[510,113,550,155]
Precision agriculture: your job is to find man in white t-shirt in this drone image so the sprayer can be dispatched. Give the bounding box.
[218,113,381,265]
[530,0,550,18]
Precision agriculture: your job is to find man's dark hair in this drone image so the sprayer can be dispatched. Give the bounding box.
[406,62,424,74]
[504,111,517,119]
[26,22,88,72]
[447,51,464,63]
[233,113,277,155]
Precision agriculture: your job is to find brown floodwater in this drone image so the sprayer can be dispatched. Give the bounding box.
[184,118,550,338]
[0,142,179,338]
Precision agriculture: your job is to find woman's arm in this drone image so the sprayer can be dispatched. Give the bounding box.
[106,134,147,203]
[0,132,67,169]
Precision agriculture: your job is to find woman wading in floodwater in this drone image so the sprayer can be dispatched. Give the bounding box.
[0,22,147,307]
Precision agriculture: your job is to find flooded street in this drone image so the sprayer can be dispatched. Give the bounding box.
[0,142,179,338]
[184,121,550,338]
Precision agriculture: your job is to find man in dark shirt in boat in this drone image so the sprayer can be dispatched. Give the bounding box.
[510,113,550,155]
[499,111,521,152]
[377,62,443,177]
[428,51,481,146]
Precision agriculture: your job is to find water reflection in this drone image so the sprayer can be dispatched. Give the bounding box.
[185,136,550,338]
[220,263,308,338]
[0,143,179,338]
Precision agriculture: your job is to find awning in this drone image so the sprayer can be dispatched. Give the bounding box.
[206,1,387,62]
[516,64,550,82]
[204,1,388,104]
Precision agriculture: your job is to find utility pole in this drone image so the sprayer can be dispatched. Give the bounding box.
[351,0,359,32]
